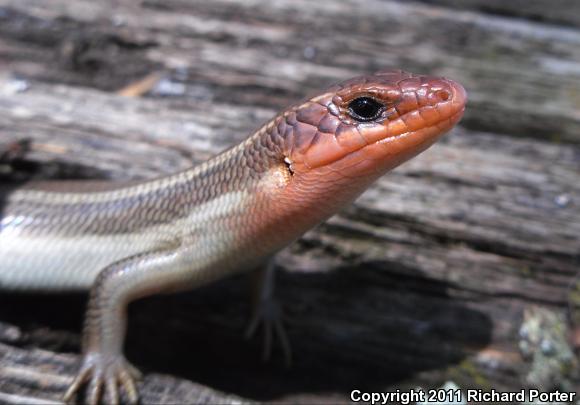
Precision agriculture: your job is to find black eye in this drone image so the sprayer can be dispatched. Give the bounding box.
[347,97,385,122]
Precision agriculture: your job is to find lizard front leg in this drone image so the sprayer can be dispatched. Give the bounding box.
[64,247,188,405]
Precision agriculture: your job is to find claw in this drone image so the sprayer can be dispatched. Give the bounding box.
[64,363,92,402]
[63,353,141,404]
[119,367,139,404]
[245,297,292,367]
[126,362,143,380]
[273,315,292,366]
[87,377,103,405]
[105,378,119,405]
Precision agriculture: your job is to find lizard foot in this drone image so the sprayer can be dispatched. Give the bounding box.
[63,352,141,405]
[245,297,292,366]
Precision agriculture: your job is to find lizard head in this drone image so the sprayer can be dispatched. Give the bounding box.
[244,70,466,251]
[253,70,466,229]
[280,70,466,180]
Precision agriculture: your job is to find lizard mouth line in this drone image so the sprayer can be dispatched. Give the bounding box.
[373,107,466,146]
[302,106,465,170]
[317,106,466,170]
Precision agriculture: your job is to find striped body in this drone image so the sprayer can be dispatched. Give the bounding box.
[1,138,298,290]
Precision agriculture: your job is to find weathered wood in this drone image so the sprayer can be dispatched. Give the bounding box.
[401,0,580,27]
[0,341,249,404]
[0,0,579,403]
[1,0,580,144]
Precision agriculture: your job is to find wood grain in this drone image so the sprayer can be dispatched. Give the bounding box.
[0,0,579,403]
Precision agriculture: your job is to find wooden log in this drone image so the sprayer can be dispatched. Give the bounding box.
[0,341,249,404]
[0,0,579,403]
[399,0,580,28]
[0,0,579,144]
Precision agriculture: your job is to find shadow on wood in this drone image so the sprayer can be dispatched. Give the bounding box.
[0,266,492,401]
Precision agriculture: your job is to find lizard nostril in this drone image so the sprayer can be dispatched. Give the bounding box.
[436,89,451,102]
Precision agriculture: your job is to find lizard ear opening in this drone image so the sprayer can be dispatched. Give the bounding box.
[283,157,294,176]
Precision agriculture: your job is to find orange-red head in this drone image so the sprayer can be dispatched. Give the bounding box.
[240,70,466,254]
[280,70,466,180]
[256,70,466,229]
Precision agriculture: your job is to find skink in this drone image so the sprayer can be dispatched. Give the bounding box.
[0,70,466,404]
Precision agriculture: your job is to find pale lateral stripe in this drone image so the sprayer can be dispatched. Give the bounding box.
[0,190,250,290]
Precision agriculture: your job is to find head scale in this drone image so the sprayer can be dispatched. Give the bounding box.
[277,69,466,179]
